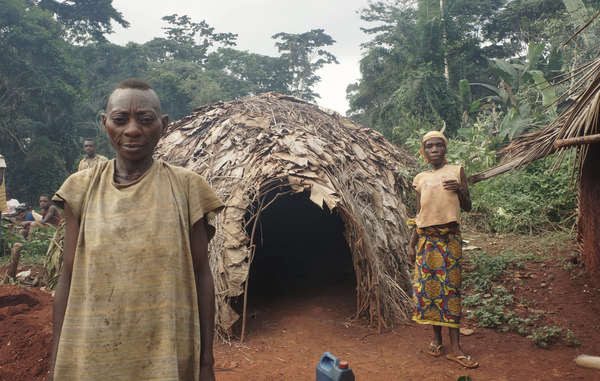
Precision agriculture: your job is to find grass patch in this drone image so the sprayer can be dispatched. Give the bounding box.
[463,249,578,348]
[0,223,54,267]
[528,326,562,349]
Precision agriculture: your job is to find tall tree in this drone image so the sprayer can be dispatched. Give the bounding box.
[35,0,129,43]
[272,29,339,101]
[143,14,237,64]
[0,0,82,201]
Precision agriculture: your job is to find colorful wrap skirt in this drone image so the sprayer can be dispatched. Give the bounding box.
[412,223,462,328]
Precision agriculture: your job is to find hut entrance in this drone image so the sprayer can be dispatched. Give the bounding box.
[242,191,356,314]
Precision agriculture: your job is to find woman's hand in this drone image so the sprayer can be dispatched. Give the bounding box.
[442,179,463,194]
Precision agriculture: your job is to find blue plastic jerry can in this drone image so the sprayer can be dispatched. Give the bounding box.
[316,352,355,381]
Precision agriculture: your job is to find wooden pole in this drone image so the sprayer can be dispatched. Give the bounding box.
[4,243,23,282]
[240,198,265,343]
[554,133,600,149]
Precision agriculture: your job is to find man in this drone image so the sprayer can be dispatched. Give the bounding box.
[50,79,223,381]
[77,139,108,171]
[38,195,61,226]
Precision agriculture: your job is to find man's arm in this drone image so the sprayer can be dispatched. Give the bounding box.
[457,167,472,212]
[190,219,216,381]
[49,204,78,380]
[42,205,60,225]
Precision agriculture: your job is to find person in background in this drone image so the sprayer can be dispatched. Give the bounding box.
[24,205,36,222]
[5,197,20,215]
[408,131,478,369]
[50,79,223,381]
[77,139,108,172]
[38,195,61,226]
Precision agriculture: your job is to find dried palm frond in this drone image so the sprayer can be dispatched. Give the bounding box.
[44,223,64,289]
[155,92,417,337]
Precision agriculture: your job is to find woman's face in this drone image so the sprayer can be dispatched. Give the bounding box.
[423,137,446,166]
[102,88,168,163]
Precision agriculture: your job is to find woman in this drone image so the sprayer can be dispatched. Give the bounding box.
[50,79,223,381]
[408,131,478,368]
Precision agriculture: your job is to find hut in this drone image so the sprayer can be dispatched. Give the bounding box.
[155,92,417,337]
[471,57,600,272]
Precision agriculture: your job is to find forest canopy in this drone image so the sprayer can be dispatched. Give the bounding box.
[0,0,338,202]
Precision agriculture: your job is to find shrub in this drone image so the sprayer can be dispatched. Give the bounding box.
[469,155,576,233]
[528,326,562,348]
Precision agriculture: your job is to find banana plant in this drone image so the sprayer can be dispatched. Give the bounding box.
[470,43,557,140]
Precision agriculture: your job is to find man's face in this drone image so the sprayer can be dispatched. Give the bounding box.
[83,141,96,157]
[102,88,168,162]
[39,197,50,209]
[423,137,447,166]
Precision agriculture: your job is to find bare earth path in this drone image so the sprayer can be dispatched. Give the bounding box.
[1,232,600,380]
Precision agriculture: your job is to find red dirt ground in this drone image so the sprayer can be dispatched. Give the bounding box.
[0,285,52,381]
[2,232,600,380]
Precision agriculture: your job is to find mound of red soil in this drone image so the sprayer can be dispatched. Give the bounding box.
[0,285,52,381]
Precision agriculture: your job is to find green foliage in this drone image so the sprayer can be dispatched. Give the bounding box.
[463,248,577,347]
[0,225,54,267]
[1,0,339,202]
[463,251,537,334]
[463,250,534,293]
[0,0,81,203]
[470,155,576,233]
[348,0,502,142]
[148,14,237,64]
[36,0,129,43]
[473,44,557,140]
[272,29,338,101]
[528,325,563,348]
[350,0,600,146]
[564,329,581,347]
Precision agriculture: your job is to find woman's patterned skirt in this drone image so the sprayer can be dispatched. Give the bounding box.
[412,223,462,328]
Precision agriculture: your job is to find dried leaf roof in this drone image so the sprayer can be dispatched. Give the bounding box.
[155,92,417,335]
[470,57,600,183]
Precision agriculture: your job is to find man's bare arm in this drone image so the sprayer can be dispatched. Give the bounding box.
[49,204,78,379]
[190,219,216,381]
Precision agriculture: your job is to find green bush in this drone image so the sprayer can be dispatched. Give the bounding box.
[528,326,562,348]
[0,224,54,267]
[470,156,576,233]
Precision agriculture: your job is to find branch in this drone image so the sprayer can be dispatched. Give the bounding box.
[554,133,600,149]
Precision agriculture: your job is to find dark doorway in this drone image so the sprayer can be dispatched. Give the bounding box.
[243,191,356,307]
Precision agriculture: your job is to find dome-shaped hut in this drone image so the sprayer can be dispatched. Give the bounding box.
[155,93,416,337]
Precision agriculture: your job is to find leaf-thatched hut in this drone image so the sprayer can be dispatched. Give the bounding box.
[471,57,600,272]
[155,92,416,336]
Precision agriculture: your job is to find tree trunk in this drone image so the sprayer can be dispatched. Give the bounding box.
[440,0,449,82]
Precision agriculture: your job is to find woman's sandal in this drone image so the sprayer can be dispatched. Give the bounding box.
[446,353,479,368]
[426,342,444,357]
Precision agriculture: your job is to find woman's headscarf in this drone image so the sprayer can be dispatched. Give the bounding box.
[419,130,448,163]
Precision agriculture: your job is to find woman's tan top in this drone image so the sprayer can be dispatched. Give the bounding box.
[413,164,462,228]
[52,159,223,381]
